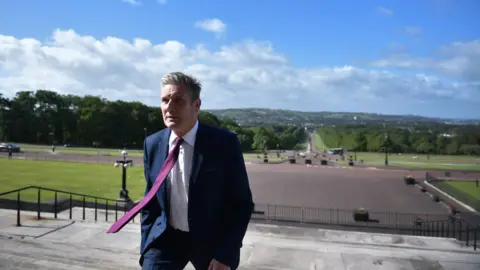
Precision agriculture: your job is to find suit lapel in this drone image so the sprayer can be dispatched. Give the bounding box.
[189,123,205,188]
[156,128,171,214]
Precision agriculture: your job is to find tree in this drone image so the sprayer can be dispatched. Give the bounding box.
[199,111,222,127]
[5,89,477,154]
[316,124,480,156]
[0,93,11,141]
[354,132,367,151]
[237,129,255,151]
[252,127,272,150]
[1,90,310,151]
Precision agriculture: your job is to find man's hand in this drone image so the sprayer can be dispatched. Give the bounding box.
[208,259,231,270]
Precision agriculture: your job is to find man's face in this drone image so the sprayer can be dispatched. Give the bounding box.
[161,84,200,134]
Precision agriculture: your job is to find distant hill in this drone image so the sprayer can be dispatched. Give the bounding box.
[207,108,479,126]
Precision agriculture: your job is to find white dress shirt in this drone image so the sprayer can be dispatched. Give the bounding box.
[167,120,198,232]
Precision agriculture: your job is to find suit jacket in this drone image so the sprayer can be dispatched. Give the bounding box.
[140,121,254,268]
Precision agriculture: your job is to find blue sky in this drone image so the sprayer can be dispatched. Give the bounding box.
[0,0,479,119]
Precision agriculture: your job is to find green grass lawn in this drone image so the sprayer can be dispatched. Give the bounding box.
[314,133,329,152]
[433,180,480,210]
[439,181,480,200]
[325,151,479,171]
[353,152,480,162]
[0,153,282,202]
[314,133,480,171]
[0,159,146,202]
[296,142,308,150]
[349,152,480,171]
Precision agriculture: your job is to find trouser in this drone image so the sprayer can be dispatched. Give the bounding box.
[141,226,213,270]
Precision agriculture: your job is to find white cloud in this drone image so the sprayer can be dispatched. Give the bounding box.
[402,26,423,36]
[0,29,478,116]
[376,6,393,16]
[370,40,480,83]
[194,18,227,38]
[122,0,142,5]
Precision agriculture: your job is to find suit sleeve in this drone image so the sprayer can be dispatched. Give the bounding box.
[140,139,161,254]
[215,134,254,266]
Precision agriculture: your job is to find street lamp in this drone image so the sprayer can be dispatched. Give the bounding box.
[427,131,437,160]
[384,133,389,166]
[427,137,432,160]
[353,116,357,161]
[114,150,134,201]
[262,140,268,163]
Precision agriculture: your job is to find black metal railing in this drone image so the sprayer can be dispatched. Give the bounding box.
[0,186,137,226]
[0,186,478,251]
[250,204,478,251]
[415,218,479,250]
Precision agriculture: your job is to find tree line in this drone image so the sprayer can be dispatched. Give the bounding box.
[0,90,307,152]
[317,124,480,155]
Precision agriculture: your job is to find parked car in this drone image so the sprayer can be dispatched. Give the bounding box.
[0,143,21,153]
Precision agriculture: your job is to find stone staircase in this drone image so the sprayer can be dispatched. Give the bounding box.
[0,209,479,270]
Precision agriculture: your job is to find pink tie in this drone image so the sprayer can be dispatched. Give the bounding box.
[107,137,184,233]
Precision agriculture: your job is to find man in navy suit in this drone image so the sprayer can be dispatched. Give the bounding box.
[140,72,254,270]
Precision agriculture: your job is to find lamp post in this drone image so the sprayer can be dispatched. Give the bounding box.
[262,140,268,163]
[427,137,432,160]
[384,133,389,166]
[353,116,357,161]
[428,130,437,160]
[114,150,133,201]
[144,127,148,140]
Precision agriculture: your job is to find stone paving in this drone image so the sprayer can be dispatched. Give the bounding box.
[246,163,450,213]
[0,210,479,270]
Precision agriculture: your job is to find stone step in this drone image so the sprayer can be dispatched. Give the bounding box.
[0,208,474,253]
[0,235,142,270]
[0,211,479,269]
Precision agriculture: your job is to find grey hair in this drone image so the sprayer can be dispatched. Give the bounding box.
[161,72,202,101]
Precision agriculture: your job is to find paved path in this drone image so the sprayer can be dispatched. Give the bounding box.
[247,163,450,214]
[0,154,455,214]
[0,150,472,217]
[0,211,479,270]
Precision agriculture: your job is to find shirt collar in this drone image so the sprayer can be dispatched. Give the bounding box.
[169,120,199,147]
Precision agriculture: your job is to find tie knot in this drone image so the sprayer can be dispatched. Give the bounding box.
[174,137,184,146]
